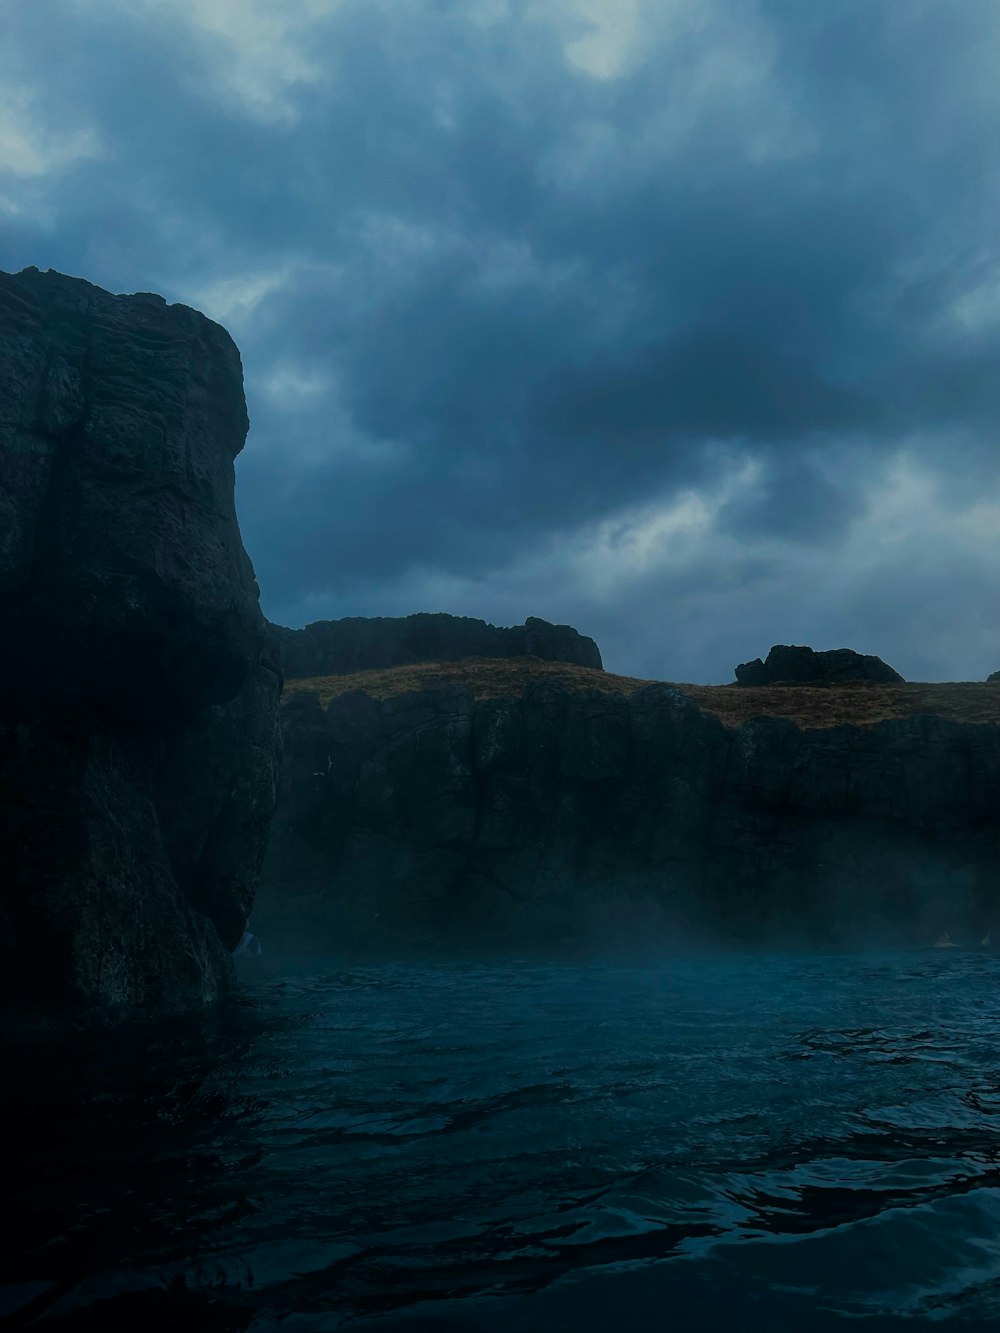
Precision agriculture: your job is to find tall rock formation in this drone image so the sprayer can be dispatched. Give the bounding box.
[0,267,281,1027]
[274,613,603,678]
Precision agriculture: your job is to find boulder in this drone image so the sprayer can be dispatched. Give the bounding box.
[735,645,904,687]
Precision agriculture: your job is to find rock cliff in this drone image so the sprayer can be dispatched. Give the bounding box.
[274,613,603,678]
[256,661,1000,950]
[736,645,904,686]
[0,267,281,1027]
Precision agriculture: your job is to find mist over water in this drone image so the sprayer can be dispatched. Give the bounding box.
[7,949,1000,1330]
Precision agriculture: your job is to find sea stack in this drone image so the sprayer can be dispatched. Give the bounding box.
[0,267,282,1028]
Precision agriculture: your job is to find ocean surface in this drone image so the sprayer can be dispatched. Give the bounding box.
[6,949,1000,1331]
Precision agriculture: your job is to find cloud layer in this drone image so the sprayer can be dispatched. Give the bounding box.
[5,0,1000,680]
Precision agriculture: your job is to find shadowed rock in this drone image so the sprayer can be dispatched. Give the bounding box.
[735,645,904,687]
[273,612,603,678]
[0,266,281,1028]
[256,662,999,951]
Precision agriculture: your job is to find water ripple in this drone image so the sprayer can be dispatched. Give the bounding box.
[5,950,1000,1329]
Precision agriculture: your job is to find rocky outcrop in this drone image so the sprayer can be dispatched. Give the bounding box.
[274,613,603,678]
[988,671,1000,683]
[0,267,281,1027]
[736,645,904,686]
[256,667,1000,951]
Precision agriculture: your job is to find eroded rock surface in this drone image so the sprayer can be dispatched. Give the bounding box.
[274,613,603,678]
[0,267,281,1026]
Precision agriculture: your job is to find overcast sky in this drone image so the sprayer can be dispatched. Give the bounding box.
[4,0,1000,682]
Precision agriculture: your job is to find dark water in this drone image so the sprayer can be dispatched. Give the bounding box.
[6,951,1000,1331]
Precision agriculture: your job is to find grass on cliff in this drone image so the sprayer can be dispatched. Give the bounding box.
[283,657,1000,730]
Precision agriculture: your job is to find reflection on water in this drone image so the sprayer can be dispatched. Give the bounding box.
[4,951,1000,1330]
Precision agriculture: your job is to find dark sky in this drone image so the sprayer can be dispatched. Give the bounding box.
[4,1,1000,682]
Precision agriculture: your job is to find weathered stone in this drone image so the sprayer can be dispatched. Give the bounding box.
[0,266,281,1028]
[736,645,904,686]
[273,612,603,678]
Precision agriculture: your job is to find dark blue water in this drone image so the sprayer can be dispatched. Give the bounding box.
[6,951,1000,1330]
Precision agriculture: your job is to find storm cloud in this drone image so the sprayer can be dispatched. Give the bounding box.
[4,0,1000,680]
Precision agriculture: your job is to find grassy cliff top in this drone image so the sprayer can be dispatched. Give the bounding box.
[283,657,1000,730]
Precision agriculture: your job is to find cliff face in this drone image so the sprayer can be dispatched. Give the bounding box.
[257,663,1000,950]
[274,613,603,678]
[0,267,281,1026]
